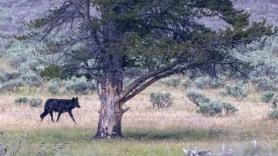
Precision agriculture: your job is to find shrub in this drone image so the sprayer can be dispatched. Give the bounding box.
[271,95,278,109]
[14,97,42,107]
[0,79,24,92]
[0,72,20,83]
[222,102,238,114]
[197,101,223,116]
[261,91,275,103]
[40,64,61,79]
[20,72,43,86]
[64,76,96,94]
[186,90,210,106]
[268,109,278,119]
[181,79,192,89]
[247,35,278,92]
[160,77,181,88]
[194,76,223,89]
[254,77,277,91]
[28,98,43,107]
[14,97,29,105]
[225,82,247,99]
[47,81,60,95]
[187,91,238,116]
[150,92,173,108]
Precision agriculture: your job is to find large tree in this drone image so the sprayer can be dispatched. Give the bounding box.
[28,0,273,138]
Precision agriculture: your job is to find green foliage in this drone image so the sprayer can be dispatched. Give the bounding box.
[186,90,210,106]
[40,64,61,79]
[261,92,275,103]
[64,76,96,95]
[27,0,274,81]
[150,92,173,108]
[225,82,247,99]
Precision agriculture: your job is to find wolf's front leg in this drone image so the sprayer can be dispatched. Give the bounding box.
[68,110,76,124]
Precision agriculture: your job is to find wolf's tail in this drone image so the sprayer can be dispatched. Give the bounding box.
[40,111,48,119]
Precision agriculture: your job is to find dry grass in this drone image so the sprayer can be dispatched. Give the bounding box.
[0,82,277,139]
[0,82,278,155]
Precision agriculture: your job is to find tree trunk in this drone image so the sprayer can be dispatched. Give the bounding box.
[93,79,124,139]
[93,50,125,139]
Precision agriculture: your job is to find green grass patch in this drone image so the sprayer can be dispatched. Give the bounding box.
[0,127,231,156]
[1,128,278,156]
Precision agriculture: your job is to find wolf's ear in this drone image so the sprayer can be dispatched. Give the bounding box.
[76,97,78,100]
[72,97,75,101]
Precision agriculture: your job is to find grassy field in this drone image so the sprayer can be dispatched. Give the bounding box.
[0,83,278,155]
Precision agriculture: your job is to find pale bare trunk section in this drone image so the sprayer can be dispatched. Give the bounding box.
[94,80,124,138]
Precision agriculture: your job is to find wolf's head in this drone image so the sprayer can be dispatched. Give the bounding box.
[72,97,80,108]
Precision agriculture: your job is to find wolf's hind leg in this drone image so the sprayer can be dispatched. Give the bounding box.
[49,111,54,122]
[56,112,62,122]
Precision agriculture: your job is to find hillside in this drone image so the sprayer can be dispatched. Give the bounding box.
[234,0,278,25]
[0,0,60,54]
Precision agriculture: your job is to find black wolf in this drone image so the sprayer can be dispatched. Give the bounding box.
[40,97,80,123]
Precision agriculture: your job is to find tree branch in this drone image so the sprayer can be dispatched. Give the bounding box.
[118,60,180,101]
[120,62,205,105]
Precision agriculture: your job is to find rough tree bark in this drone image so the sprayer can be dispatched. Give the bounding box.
[94,80,125,138]
[93,52,126,138]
